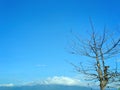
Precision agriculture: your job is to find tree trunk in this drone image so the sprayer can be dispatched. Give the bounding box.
[100,84,105,90]
[100,87,105,90]
[100,81,107,90]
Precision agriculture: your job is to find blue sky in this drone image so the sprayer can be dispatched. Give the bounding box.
[0,0,120,85]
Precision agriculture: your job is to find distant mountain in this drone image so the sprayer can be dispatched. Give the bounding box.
[0,85,116,90]
[0,85,98,90]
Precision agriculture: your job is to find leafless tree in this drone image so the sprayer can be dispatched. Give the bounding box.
[69,20,120,90]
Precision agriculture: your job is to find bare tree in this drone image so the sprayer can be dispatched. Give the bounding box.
[69,20,120,90]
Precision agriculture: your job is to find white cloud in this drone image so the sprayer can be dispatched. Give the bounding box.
[26,76,87,86]
[0,83,14,87]
[42,76,81,86]
[36,64,47,67]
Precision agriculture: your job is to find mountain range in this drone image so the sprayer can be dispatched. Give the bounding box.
[0,85,98,90]
[0,84,116,90]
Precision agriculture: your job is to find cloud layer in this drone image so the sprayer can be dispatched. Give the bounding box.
[41,76,81,86]
[27,76,86,86]
[0,83,14,87]
[1,76,93,87]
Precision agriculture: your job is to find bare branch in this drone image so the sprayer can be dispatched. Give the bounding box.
[69,21,120,90]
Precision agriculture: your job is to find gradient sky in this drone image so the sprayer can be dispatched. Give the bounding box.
[0,0,120,85]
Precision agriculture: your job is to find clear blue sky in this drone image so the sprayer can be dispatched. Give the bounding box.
[0,0,120,85]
